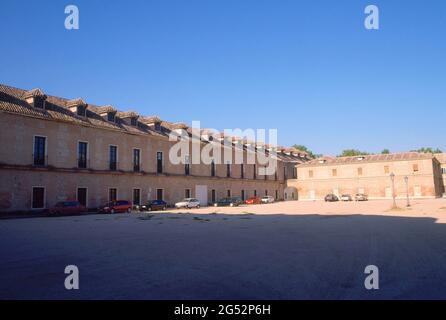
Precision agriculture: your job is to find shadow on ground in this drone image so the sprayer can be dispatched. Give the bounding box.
[1,212,446,299]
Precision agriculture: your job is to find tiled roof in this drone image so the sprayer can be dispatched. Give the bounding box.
[434,153,446,164]
[116,111,139,119]
[0,83,309,164]
[140,116,161,124]
[90,105,116,114]
[298,152,434,167]
[0,84,164,138]
[66,98,86,107]
[23,88,46,99]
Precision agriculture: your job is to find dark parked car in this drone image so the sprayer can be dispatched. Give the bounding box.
[99,200,132,214]
[140,200,167,211]
[324,194,339,202]
[49,201,86,216]
[214,197,240,207]
[231,197,244,206]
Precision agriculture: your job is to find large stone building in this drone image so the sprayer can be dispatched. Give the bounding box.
[0,84,308,212]
[287,153,446,200]
[1,83,444,212]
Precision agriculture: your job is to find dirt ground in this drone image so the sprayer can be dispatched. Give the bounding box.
[1,198,446,299]
[171,198,446,222]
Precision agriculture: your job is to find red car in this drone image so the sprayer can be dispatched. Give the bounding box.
[99,200,132,214]
[245,196,261,205]
[49,201,86,215]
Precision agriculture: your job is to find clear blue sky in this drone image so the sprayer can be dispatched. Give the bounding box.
[1,0,445,155]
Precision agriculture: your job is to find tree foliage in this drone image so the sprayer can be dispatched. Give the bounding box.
[412,147,442,154]
[338,149,370,157]
[292,145,319,159]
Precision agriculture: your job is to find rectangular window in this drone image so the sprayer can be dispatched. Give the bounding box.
[133,188,141,206]
[77,105,86,116]
[107,112,115,122]
[133,149,140,172]
[211,161,215,177]
[156,188,163,201]
[33,136,46,166]
[211,189,216,203]
[185,189,191,198]
[109,146,117,171]
[77,187,87,207]
[34,97,45,109]
[358,167,363,176]
[332,169,337,177]
[253,164,257,179]
[131,118,137,126]
[293,167,297,179]
[283,167,287,180]
[413,164,419,172]
[265,190,268,196]
[442,168,446,175]
[275,190,278,200]
[157,152,163,173]
[32,187,45,209]
[309,170,313,178]
[227,189,231,197]
[241,190,245,201]
[384,166,390,174]
[241,164,244,179]
[254,190,257,197]
[185,155,190,175]
[226,163,231,178]
[78,142,88,168]
[275,171,278,181]
[109,188,117,202]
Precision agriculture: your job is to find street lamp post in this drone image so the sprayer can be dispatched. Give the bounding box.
[404,176,410,207]
[390,172,397,208]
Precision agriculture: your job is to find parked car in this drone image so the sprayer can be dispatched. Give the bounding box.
[261,195,275,204]
[49,201,86,215]
[99,200,132,214]
[175,198,200,209]
[214,197,240,207]
[340,194,353,201]
[231,197,244,206]
[140,200,167,211]
[245,196,261,205]
[355,193,368,201]
[325,194,339,202]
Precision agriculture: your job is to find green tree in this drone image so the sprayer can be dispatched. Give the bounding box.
[413,147,442,154]
[338,149,370,157]
[292,145,318,159]
[381,149,390,154]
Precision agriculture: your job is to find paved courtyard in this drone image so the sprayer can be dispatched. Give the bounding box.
[1,199,446,299]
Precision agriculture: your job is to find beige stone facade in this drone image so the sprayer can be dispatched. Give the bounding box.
[1,83,443,211]
[288,153,445,201]
[0,84,307,212]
